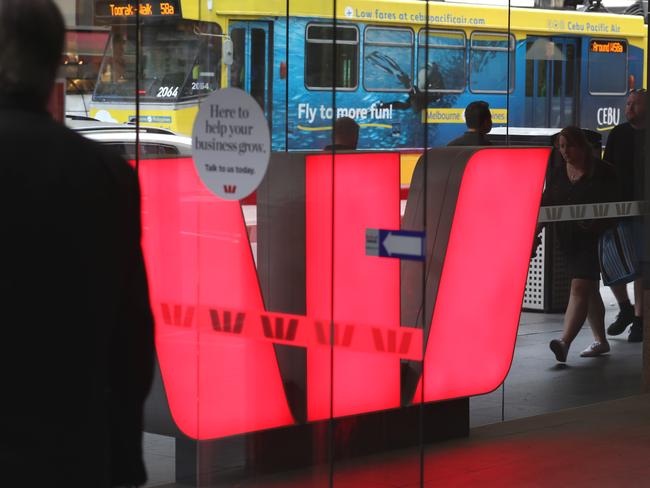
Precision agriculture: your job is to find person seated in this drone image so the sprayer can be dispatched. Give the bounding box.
[448,101,492,146]
[324,116,359,151]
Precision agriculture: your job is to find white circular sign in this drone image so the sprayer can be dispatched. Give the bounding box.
[192,88,270,200]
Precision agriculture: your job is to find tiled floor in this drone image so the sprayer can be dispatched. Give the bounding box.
[208,394,649,488]
[143,285,645,487]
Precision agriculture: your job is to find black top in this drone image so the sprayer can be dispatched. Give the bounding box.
[447,131,492,146]
[0,99,154,487]
[603,122,645,200]
[542,158,619,254]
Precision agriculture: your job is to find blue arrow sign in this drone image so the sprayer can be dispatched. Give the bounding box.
[366,229,425,261]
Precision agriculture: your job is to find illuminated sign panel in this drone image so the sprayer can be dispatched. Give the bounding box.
[94,0,180,19]
[590,40,626,54]
[138,149,549,440]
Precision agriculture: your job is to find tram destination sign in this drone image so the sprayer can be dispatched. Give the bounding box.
[589,40,626,54]
[95,0,181,20]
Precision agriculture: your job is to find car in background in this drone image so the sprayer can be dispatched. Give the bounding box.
[65,115,192,159]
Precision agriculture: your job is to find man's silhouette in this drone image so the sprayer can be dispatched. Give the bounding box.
[0,1,154,486]
[447,101,493,146]
[324,116,360,151]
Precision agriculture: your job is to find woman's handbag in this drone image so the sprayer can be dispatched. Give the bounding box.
[598,221,638,286]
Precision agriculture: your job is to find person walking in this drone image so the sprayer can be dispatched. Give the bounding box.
[544,127,619,362]
[0,1,154,486]
[603,89,646,342]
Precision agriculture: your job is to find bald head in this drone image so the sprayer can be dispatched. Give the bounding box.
[625,90,647,129]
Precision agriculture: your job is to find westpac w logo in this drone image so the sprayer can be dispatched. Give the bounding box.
[140,149,549,440]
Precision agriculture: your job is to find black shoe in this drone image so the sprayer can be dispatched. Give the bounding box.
[628,317,643,343]
[607,304,635,336]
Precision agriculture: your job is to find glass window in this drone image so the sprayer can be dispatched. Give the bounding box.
[525,57,534,97]
[363,27,413,92]
[469,32,515,93]
[305,24,358,90]
[143,143,180,155]
[553,47,563,97]
[588,39,627,95]
[417,29,465,93]
[250,28,267,108]
[180,26,222,99]
[566,44,576,97]
[104,143,180,159]
[94,20,221,102]
[537,60,547,97]
[229,28,246,90]
[62,29,109,96]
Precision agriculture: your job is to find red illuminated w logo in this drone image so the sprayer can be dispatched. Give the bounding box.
[223,184,237,194]
[139,149,548,440]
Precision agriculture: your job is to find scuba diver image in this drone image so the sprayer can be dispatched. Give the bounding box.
[365,50,445,112]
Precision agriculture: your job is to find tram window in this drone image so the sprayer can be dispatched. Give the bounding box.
[250,29,267,108]
[566,44,576,97]
[417,29,465,93]
[363,27,413,92]
[230,28,246,90]
[469,32,515,94]
[96,27,136,93]
[553,44,563,97]
[94,21,222,102]
[553,56,562,97]
[588,39,627,95]
[525,58,534,97]
[181,24,221,99]
[305,24,359,90]
[537,60,547,97]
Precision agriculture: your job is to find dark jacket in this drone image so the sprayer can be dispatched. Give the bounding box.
[603,122,645,200]
[447,131,492,146]
[0,97,154,487]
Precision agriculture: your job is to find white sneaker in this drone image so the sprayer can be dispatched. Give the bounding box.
[580,341,610,357]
